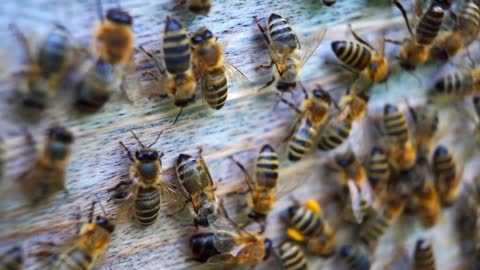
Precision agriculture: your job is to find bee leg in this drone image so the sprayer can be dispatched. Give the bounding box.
[138,45,165,74]
[257,75,276,92]
[277,93,302,114]
[9,23,34,64]
[384,38,402,46]
[255,61,274,71]
[253,16,270,46]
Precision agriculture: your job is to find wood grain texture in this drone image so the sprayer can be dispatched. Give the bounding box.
[0,0,478,269]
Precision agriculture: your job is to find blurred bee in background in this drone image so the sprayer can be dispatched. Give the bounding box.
[432,145,462,206]
[175,148,218,227]
[415,181,441,228]
[187,0,212,14]
[0,246,23,270]
[34,200,115,269]
[455,179,480,258]
[366,146,391,194]
[9,23,74,110]
[190,27,251,110]
[19,126,74,204]
[331,24,388,84]
[277,241,309,270]
[283,87,334,162]
[317,105,353,152]
[283,199,336,256]
[190,206,272,265]
[431,0,480,60]
[109,130,174,226]
[254,13,326,93]
[430,66,480,99]
[323,0,336,6]
[413,238,435,270]
[338,245,371,270]
[388,0,445,70]
[433,0,454,9]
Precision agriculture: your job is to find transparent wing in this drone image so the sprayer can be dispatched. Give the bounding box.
[275,165,314,199]
[298,27,327,68]
[347,179,364,224]
[268,45,290,75]
[224,59,254,93]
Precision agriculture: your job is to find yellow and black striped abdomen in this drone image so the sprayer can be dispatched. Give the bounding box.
[317,117,352,151]
[288,117,319,161]
[163,17,191,75]
[135,186,161,226]
[416,5,444,46]
[359,210,394,247]
[255,144,279,189]
[433,72,473,96]
[339,245,371,270]
[413,239,435,270]
[288,206,323,237]
[204,66,228,110]
[0,246,23,270]
[433,145,456,181]
[367,146,390,190]
[331,41,372,71]
[268,13,299,51]
[55,247,93,270]
[457,1,480,33]
[279,241,308,270]
[383,104,409,144]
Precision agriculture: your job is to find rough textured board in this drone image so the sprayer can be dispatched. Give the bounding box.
[0,0,478,269]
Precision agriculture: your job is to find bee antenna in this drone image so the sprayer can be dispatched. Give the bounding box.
[129,130,146,148]
[393,0,414,38]
[96,0,104,21]
[88,201,96,223]
[148,130,164,148]
[173,107,184,126]
[94,194,109,217]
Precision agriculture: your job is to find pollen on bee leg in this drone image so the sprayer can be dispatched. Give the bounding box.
[287,228,305,242]
[304,199,321,214]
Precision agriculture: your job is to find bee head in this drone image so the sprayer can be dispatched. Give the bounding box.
[135,149,159,162]
[335,151,355,167]
[48,126,74,144]
[96,216,115,233]
[191,28,214,45]
[106,8,133,26]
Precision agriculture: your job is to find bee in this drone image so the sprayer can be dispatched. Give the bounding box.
[338,245,371,270]
[190,213,272,265]
[343,179,373,224]
[382,104,416,171]
[334,150,367,187]
[391,0,445,70]
[415,181,441,228]
[430,68,480,98]
[19,126,74,204]
[278,241,309,270]
[254,13,326,92]
[175,149,217,227]
[432,145,462,206]
[284,199,336,256]
[338,89,370,122]
[359,196,406,249]
[9,24,73,110]
[366,146,391,193]
[93,0,134,66]
[109,130,172,226]
[285,88,333,161]
[317,106,353,152]
[187,0,212,14]
[36,201,115,269]
[0,246,23,270]
[431,0,480,60]
[413,238,435,270]
[323,0,336,6]
[331,24,388,83]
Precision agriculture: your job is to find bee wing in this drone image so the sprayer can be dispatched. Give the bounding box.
[206,253,238,265]
[347,179,364,224]
[224,59,254,93]
[19,163,65,202]
[298,27,326,69]
[268,44,290,75]
[275,163,314,199]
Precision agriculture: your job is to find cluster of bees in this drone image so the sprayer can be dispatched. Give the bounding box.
[1,0,480,269]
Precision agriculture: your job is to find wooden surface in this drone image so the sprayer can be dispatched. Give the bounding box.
[0,0,479,269]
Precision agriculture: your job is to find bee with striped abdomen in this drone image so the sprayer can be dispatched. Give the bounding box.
[0,246,23,270]
[331,24,388,83]
[413,238,435,270]
[284,199,336,256]
[430,68,480,98]
[432,145,462,206]
[317,105,353,152]
[390,0,445,70]
[285,88,334,161]
[254,13,326,92]
[109,130,173,226]
[338,89,370,123]
[19,126,74,204]
[9,23,74,110]
[367,146,391,194]
[338,245,371,270]
[175,148,218,227]
[278,241,309,270]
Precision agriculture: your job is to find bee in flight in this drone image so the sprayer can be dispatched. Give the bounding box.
[34,200,115,270]
[9,23,74,110]
[0,246,23,270]
[190,205,272,266]
[109,130,174,226]
[19,126,74,204]
[175,148,218,227]
[254,13,326,93]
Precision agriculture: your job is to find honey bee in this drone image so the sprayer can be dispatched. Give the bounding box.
[360,196,406,249]
[190,213,272,265]
[338,89,370,122]
[338,245,371,270]
[343,179,373,224]
[278,241,309,270]
[284,199,336,256]
[285,88,333,161]
[382,104,416,172]
[413,238,435,270]
[432,145,462,206]
[333,150,367,187]
[175,149,218,227]
[254,13,326,92]
[366,146,391,193]
[331,24,388,83]
[19,126,74,204]
[415,181,441,228]
[431,0,480,60]
[9,24,74,110]
[0,246,23,270]
[93,0,134,66]
[317,106,353,152]
[430,68,480,98]
[36,201,115,269]
[109,130,173,226]
[187,0,212,14]
[390,0,445,70]
[323,0,336,6]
